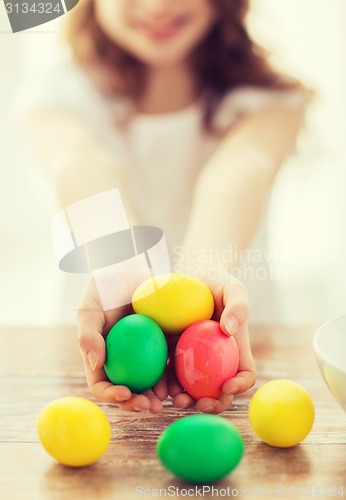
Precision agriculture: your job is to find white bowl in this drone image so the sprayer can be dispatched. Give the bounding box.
[313,313,346,412]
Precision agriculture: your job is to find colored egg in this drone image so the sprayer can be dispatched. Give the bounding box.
[132,273,214,335]
[175,320,239,399]
[104,314,168,393]
[157,414,244,483]
[37,397,111,467]
[249,379,315,448]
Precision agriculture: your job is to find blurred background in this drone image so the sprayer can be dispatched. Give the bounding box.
[0,0,345,326]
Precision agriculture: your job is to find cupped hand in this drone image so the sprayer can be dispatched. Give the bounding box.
[162,273,256,414]
[77,277,166,414]
[77,272,256,416]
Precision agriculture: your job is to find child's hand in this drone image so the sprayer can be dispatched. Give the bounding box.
[77,278,166,414]
[165,274,256,414]
[77,273,255,415]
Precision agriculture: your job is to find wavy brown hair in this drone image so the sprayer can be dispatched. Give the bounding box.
[64,0,304,130]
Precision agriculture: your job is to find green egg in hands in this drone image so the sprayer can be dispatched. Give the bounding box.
[104,314,168,393]
[132,273,214,335]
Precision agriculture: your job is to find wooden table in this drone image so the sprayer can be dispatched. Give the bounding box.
[1,325,345,499]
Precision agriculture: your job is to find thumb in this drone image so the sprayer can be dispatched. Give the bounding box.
[77,306,106,371]
[220,281,249,336]
[78,331,106,371]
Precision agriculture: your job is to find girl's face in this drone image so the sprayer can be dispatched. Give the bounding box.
[95,0,218,68]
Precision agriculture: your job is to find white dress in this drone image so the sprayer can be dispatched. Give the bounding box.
[15,49,304,324]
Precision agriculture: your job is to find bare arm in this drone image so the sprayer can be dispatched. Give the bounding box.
[23,104,302,413]
[165,106,303,412]
[22,107,137,223]
[180,106,303,271]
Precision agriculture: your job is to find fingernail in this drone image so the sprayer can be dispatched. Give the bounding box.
[203,405,215,413]
[115,396,129,403]
[133,406,144,412]
[225,315,239,335]
[87,350,98,371]
[226,386,239,395]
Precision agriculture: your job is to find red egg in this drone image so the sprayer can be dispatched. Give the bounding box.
[175,320,239,399]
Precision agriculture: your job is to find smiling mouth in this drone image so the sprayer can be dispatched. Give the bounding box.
[133,15,189,42]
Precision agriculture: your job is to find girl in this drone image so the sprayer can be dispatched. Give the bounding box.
[21,0,307,414]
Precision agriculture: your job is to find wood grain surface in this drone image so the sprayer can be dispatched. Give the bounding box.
[1,325,345,499]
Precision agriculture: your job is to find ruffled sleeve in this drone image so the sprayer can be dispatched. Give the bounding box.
[213,86,307,132]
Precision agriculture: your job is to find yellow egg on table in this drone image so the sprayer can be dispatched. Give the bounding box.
[132,273,214,335]
[37,397,111,467]
[249,379,314,448]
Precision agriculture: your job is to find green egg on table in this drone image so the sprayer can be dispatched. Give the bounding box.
[157,415,244,483]
[104,314,168,393]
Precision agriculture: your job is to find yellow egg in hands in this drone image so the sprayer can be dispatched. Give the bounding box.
[132,273,214,335]
[37,397,111,467]
[249,380,314,448]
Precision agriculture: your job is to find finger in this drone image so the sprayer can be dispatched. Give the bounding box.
[172,392,195,409]
[116,394,152,412]
[78,331,107,371]
[90,380,132,404]
[80,348,132,403]
[168,369,185,398]
[222,370,256,396]
[215,393,234,413]
[220,279,249,336]
[152,370,169,401]
[196,394,234,414]
[222,321,256,395]
[77,284,107,371]
[143,390,164,414]
[196,397,218,413]
[77,283,108,367]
